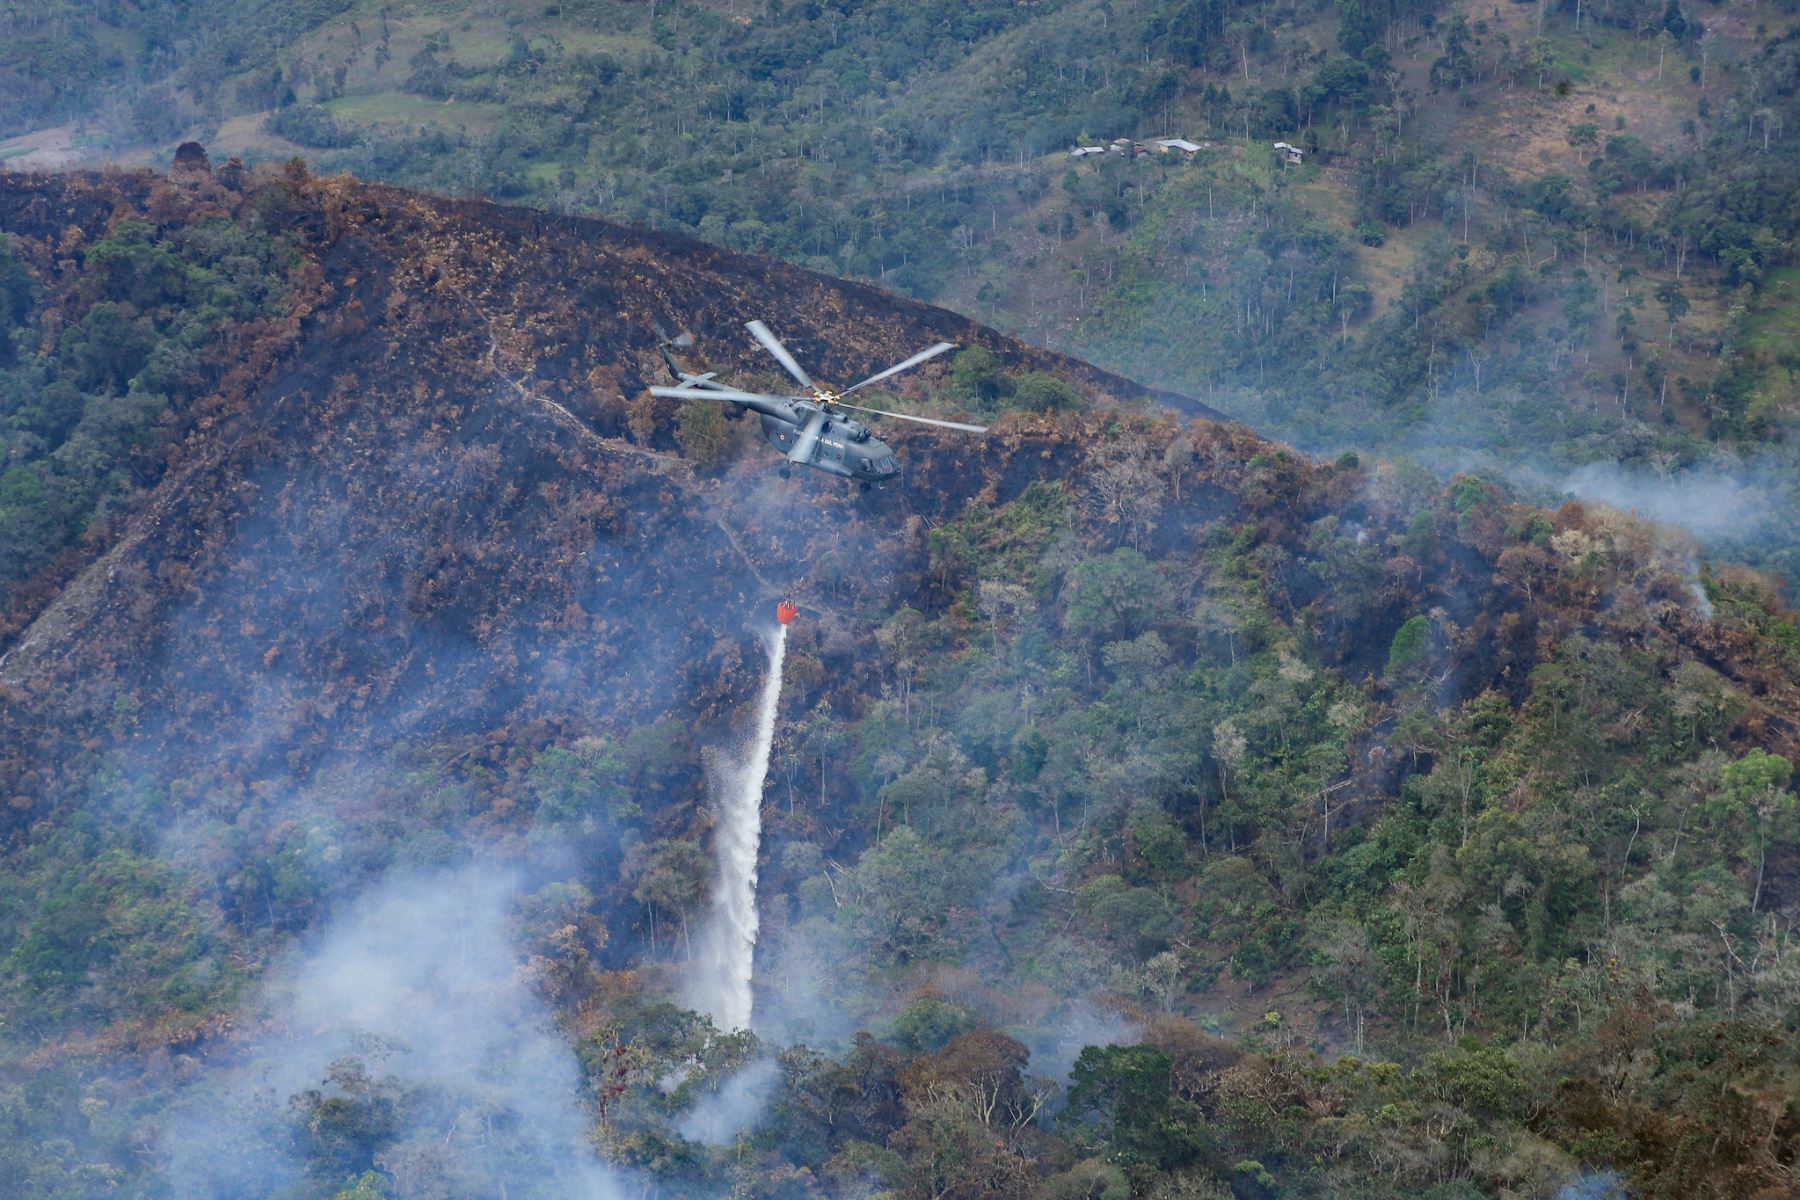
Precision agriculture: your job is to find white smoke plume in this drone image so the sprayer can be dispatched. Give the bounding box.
[1559,461,1779,540]
[1020,999,1144,1087]
[157,865,624,1200]
[676,1057,781,1144]
[686,624,788,1032]
[1557,1169,1628,1199]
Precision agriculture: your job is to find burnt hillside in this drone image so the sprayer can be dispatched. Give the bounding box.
[3,162,1800,1200]
[0,160,1219,816]
[1,158,1794,842]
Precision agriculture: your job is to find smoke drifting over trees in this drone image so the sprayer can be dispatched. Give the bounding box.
[0,160,1797,1200]
[160,867,628,1199]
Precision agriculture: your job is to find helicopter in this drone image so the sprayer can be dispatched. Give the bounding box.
[649,319,987,487]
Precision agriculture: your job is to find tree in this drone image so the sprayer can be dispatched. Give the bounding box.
[1061,548,1172,645]
[674,397,731,467]
[289,1058,403,1183]
[1424,1039,1529,1123]
[890,1092,1035,1200]
[0,236,36,369]
[331,1173,394,1200]
[82,220,188,308]
[1064,1044,1207,1168]
[57,301,154,393]
[626,839,710,954]
[1711,750,1797,912]
[1386,614,1429,677]
[948,345,1011,407]
[1085,439,1163,550]
[1313,920,1377,1054]
[842,827,961,964]
[1041,1159,1130,1200]
[1077,875,1180,960]
[527,736,635,824]
[1012,371,1085,413]
[899,1029,1047,1134]
[1655,280,1689,342]
[1126,801,1185,885]
[1210,721,1248,851]
[891,995,977,1053]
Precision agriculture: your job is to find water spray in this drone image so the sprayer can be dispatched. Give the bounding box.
[686,603,793,1031]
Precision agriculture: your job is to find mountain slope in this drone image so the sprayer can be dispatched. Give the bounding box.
[2,164,1799,1199]
[7,0,1799,598]
[0,157,1218,833]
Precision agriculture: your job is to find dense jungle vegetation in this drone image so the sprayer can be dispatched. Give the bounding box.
[5,0,1798,583]
[0,201,297,631]
[1,160,1798,1199]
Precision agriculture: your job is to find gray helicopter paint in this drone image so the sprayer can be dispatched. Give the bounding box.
[649,319,982,484]
[761,413,899,479]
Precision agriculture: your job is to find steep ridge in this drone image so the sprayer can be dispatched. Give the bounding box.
[0,161,1217,823]
[1,159,1795,923]
[4,162,1800,1198]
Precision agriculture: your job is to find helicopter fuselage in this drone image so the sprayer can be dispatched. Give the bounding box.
[652,320,981,484]
[760,408,900,481]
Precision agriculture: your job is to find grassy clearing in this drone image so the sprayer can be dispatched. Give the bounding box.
[439,18,649,63]
[325,90,505,132]
[1293,170,1356,238]
[1356,221,1431,314]
[1741,268,1800,360]
[273,6,654,120]
[204,113,309,160]
[541,29,651,56]
[1741,267,1800,416]
[1395,0,1709,186]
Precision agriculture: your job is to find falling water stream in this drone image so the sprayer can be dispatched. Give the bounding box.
[687,624,787,1032]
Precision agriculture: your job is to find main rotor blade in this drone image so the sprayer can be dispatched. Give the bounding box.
[787,409,828,463]
[833,399,988,433]
[839,341,957,396]
[745,320,816,392]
